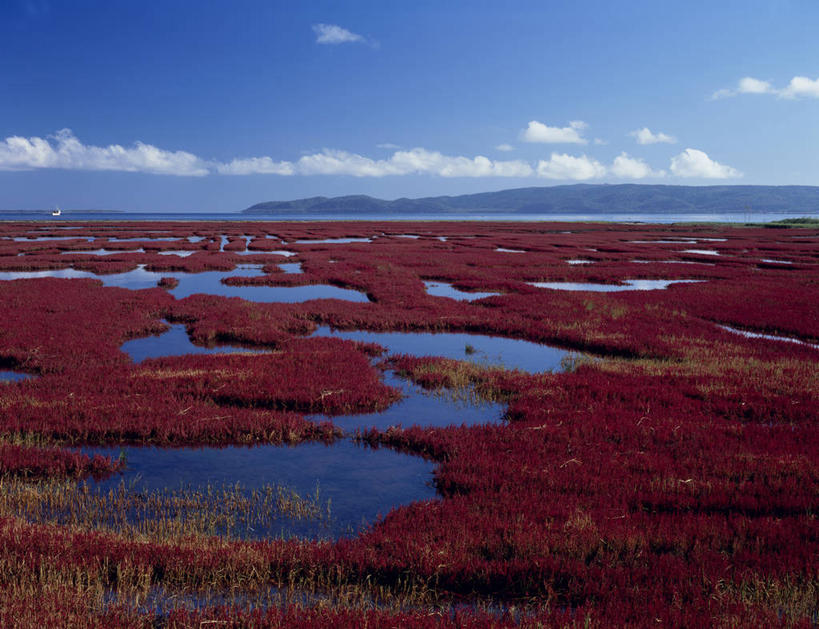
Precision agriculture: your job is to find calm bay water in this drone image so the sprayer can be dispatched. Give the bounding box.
[1,210,816,223]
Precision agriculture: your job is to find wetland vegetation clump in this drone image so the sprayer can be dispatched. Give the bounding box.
[0,219,816,626]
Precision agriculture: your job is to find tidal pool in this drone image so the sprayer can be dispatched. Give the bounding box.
[311,326,579,373]
[236,249,296,256]
[121,323,268,362]
[718,324,819,350]
[0,266,370,303]
[0,370,33,383]
[278,262,303,274]
[424,281,500,301]
[82,440,437,540]
[62,248,146,255]
[107,237,179,242]
[157,250,197,257]
[293,237,374,244]
[13,236,95,242]
[308,369,505,431]
[529,279,704,292]
[632,259,715,265]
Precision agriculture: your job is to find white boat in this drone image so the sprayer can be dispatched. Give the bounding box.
[51,207,61,216]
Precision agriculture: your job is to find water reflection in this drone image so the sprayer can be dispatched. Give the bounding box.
[121,323,267,362]
[82,441,436,540]
[312,326,577,373]
[0,266,370,303]
[293,237,373,244]
[278,262,303,274]
[310,370,503,431]
[529,279,704,292]
[718,324,819,350]
[424,281,500,301]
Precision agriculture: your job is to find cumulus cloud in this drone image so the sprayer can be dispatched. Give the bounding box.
[0,129,208,175]
[215,157,294,176]
[218,148,534,178]
[536,153,606,180]
[521,120,588,144]
[780,76,819,99]
[610,152,664,179]
[669,148,741,179]
[312,23,364,44]
[630,127,676,145]
[495,143,514,152]
[712,75,819,99]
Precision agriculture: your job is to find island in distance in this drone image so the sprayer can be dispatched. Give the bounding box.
[243,183,819,216]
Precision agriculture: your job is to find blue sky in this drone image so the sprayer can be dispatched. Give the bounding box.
[1,0,817,211]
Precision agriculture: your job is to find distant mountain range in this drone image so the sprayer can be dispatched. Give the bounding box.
[243,184,819,215]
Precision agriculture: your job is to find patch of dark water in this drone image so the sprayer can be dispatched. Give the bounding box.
[121,323,268,362]
[311,326,579,373]
[82,440,436,539]
[0,265,370,303]
[308,370,504,431]
[0,370,33,383]
[424,281,500,301]
[529,279,705,291]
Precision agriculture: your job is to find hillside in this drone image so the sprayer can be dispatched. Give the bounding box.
[243,184,819,215]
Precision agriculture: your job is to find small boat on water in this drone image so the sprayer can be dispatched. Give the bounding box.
[51,206,61,216]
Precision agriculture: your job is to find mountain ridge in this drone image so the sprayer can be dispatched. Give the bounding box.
[243,184,819,215]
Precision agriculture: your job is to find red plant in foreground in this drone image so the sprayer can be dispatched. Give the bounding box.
[0,220,816,626]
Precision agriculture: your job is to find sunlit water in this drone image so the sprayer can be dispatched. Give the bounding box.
[0,265,369,303]
[311,325,579,373]
[529,279,705,291]
[423,281,500,301]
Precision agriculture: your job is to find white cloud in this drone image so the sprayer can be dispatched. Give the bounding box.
[312,23,364,44]
[376,143,401,149]
[536,153,606,180]
[0,129,208,176]
[780,76,819,99]
[738,77,774,94]
[610,152,664,179]
[593,138,607,145]
[495,143,514,152]
[215,157,295,175]
[669,148,741,179]
[630,127,676,145]
[219,148,533,178]
[712,75,819,99]
[521,120,588,144]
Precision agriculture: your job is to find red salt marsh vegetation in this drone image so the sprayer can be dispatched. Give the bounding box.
[0,219,817,627]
